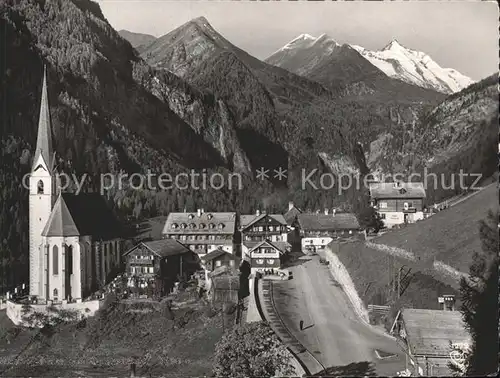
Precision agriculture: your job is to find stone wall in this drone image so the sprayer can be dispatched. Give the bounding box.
[324,246,370,324]
[5,299,102,327]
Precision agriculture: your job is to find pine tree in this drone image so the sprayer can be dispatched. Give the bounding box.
[457,210,499,376]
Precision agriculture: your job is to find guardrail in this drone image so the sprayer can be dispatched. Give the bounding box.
[253,278,313,377]
[257,279,325,375]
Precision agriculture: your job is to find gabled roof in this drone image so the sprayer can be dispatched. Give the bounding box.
[42,193,122,239]
[297,213,361,231]
[201,248,239,262]
[162,212,236,234]
[240,213,287,230]
[32,66,55,173]
[284,206,302,225]
[124,239,191,258]
[243,240,292,254]
[245,240,289,255]
[369,182,426,199]
[397,309,470,356]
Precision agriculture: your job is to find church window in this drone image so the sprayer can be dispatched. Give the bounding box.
[37,180,44,194]
[66,246,73,275]
[52,246,59,275]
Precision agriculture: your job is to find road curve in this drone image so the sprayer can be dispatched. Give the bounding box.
[272,253,405,376]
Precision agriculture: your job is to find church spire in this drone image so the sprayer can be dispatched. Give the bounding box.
[33,65,54,172]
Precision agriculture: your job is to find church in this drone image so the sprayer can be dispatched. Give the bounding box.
[29,68,124,303]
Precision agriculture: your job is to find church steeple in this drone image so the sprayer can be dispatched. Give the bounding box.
[32,66,54,173]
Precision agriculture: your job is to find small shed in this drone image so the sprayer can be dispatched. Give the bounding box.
[211,275,240,304]
[391,308,470,376]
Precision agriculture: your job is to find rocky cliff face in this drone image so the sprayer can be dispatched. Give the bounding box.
[133,64,252,174]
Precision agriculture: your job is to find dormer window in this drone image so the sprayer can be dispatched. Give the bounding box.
[399,188,407,194]
[199,223,206,229]
[171,223,178,229]
[209,223,215,229]
[189,223,196,229]
[181,223,187,229]
[188,214,194,220]
[218,223,225,229]
[207,214,213,220]
[37,180,44,194]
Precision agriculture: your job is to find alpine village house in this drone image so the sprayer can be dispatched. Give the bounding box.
[369,182,426,228]
[239,211,291,273]
[296,210,363,253]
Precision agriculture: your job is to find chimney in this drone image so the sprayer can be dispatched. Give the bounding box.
[288,201,294,211]
[197,209,202,217]
[332,209,336,216]
[130,363,136,377]
[256,209,260,216]
[324,208,329,215]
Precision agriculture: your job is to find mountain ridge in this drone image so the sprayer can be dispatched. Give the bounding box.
[268,33,474,95]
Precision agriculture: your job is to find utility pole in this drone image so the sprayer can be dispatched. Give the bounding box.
[397,266,402,299]
[392,255,396,299]
[180,255,183,279]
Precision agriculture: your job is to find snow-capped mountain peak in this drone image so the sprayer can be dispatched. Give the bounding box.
[275,33,338,53]
[383,39,405,51]
[266,33,342,75]
[352,40,473,94]
[280,34,316,50]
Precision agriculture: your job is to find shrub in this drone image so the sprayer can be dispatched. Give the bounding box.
[212,321,295,377]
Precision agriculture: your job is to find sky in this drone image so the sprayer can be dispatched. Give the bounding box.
[97,0,498,81]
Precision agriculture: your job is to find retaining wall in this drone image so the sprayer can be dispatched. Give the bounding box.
[253,278,308,377]
[5,299,102,327]
[323,247,370,324]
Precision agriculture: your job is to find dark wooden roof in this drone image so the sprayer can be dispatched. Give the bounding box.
[124,239,191,258]
[369,182,426,199]
[201,248,240,262]
[398,309,470,356]
[284,206,302,225]
[240,213,287,230]
[297,213,361,231]
[42,193,122,239]
[243,240,290,254]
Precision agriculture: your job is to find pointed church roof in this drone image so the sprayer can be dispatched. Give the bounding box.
[32,66,54,172]
[42,193,123,239]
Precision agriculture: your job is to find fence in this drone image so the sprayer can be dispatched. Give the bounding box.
[367,304,391,316]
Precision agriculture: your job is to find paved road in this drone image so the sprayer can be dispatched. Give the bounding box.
[273,252,405,376]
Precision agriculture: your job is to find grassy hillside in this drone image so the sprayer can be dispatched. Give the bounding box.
[0,289,231,376]
[371,182,497,272]
[334,183,496,328]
